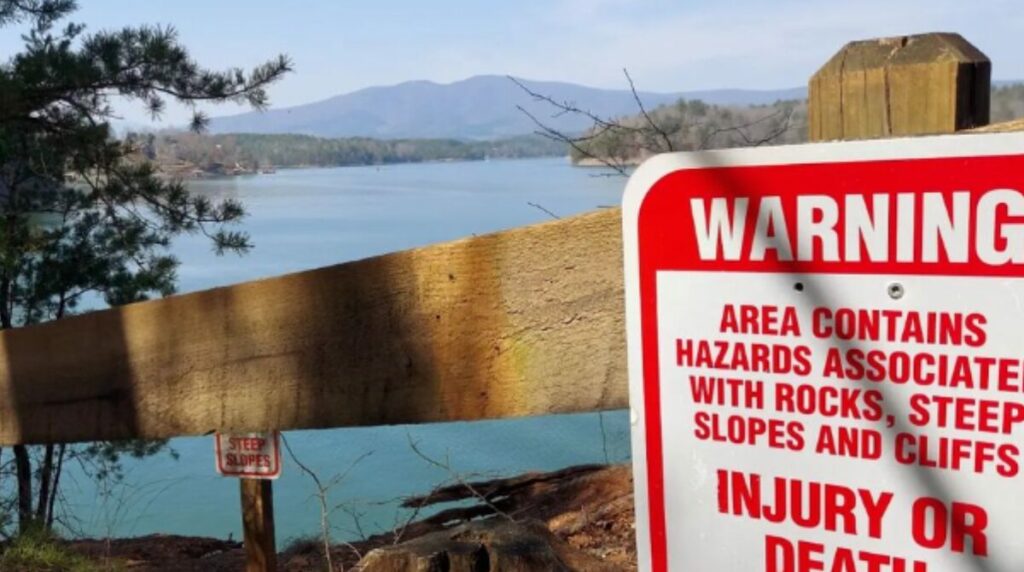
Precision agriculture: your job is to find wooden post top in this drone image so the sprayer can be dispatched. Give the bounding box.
[809,33,991,141]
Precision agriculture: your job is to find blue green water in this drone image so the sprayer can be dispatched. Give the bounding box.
[57,158,632,543]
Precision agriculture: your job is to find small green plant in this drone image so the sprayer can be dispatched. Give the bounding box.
[0,527,120,572]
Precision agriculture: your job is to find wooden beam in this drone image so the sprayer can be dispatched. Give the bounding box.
[809,33,990,141]
[0,208,627,445]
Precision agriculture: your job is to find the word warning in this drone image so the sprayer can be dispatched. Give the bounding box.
[622,133,1024,572]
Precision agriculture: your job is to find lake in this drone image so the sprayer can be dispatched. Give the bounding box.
[58,157,633,544]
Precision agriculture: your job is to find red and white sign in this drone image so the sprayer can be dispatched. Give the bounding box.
[623,133,1024,572]
[215,431,282,479]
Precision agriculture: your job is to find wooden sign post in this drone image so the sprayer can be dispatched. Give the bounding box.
[809,33,990,141]
[241,479,277,572]
[215,432,282,571]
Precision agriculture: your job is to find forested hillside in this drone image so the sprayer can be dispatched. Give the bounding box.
[565,82,1024,168]
[133,132,566,176]
[565,99,806,167]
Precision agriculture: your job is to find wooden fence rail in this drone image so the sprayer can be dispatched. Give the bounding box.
[0,208,627,445]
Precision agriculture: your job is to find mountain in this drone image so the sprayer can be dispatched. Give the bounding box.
[207,75,805,140]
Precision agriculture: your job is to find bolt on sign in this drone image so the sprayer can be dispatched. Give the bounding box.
[622,133,1024,572]
[215,432,282,479]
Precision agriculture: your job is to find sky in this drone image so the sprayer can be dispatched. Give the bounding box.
[2,0,1023,126]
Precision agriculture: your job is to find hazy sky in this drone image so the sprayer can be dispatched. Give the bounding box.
[2,0,1022,125]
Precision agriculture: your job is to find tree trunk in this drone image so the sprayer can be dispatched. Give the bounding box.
[46,444,65,528]
[14,444,32,532]
[36,443,54,523]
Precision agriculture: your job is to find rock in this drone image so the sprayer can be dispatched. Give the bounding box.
[357,518,621,572]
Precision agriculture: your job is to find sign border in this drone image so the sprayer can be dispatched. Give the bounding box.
[622,131,1024,572]
[214,431,283,480]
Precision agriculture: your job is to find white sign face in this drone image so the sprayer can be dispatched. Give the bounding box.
[215,432,281,479]
[622,133,1024,572]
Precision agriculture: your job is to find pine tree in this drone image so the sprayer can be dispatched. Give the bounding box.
[0,0,291,531]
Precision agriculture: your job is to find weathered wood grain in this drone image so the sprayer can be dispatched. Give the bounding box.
[809,33,990,141]
[241,479,277,572]
[0,208,626,445]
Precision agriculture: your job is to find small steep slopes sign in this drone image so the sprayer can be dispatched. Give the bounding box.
[215,432,282,479]
[623,132,1024,572]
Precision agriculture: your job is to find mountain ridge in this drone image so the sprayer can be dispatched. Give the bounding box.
[208,76,1024,140]
[207,75,806,140]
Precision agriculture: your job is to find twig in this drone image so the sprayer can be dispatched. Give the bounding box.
[509,76,646,134]
[527,202,560,220]
[510,72,799,171]
[515,104,629,176]
[623,68,674,152]
[281,433,372,571]
[406,434,515,523]
[390,487,436,545]
[699,106,796,150]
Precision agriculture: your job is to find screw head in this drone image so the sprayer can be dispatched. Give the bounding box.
[888,282,905,300]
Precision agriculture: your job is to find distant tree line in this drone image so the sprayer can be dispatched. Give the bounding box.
[991,83,1024,123]
[133,132,568,172]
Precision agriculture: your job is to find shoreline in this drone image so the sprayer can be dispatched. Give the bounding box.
[573,157,643,168]
[166,154,573,181]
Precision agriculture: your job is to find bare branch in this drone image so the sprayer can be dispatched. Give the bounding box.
[281,433,372,571]
[510,72,800,175]
[515,104,629,176]
[406,434,516,523]
[623,68,673,152]
[509,76,644,134]
[699,106,796,150]
[526,202,560,220]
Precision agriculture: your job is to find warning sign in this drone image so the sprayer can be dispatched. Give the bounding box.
[215,431,282,479]
[622,133,1024,572]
